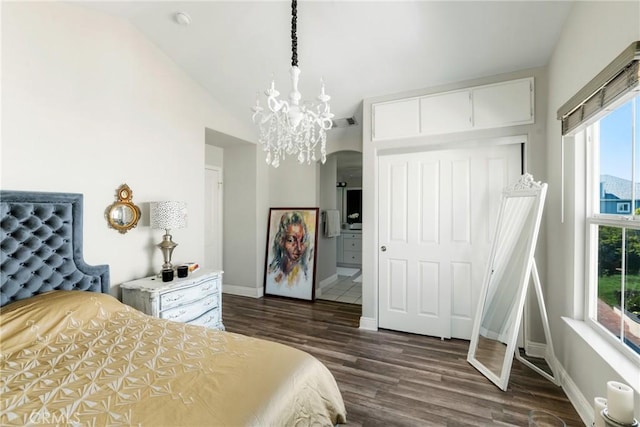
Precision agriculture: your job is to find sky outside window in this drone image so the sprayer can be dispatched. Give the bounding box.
[600,100,633,181]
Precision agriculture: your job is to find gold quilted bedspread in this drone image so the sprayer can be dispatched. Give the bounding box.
[0,291,346,426]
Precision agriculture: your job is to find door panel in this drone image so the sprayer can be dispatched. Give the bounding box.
[389,163,409,242]
[378,143,521,339]
[388,259,408,311]
[419,161,439,243]
[451,159,471,242]
[418,261,440,315]
[451,262,472,317]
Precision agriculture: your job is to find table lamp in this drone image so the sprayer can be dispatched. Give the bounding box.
[150,201,187,271]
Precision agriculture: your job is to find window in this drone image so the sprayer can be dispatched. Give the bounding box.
[587,95,640,358]
[617,202,631,213]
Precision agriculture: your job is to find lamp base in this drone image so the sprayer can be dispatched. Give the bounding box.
[157,231,178,271]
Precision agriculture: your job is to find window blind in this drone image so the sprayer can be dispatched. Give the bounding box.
[557,41,640,135]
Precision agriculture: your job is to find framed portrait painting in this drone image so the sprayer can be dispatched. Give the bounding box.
[264,207,319,301]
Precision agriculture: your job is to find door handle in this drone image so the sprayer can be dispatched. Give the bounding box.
[380,246,387,252]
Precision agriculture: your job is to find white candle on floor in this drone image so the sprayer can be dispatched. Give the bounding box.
[606,381,634,424]
[594,397,607,427]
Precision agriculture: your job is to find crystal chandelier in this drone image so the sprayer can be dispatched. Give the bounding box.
[251,0,334,168]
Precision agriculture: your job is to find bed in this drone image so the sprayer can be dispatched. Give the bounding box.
[0,190,347,426]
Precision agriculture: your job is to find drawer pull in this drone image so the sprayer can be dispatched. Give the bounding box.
[201,284,213,292]
[167,309,186,320]
[165,294,185,303]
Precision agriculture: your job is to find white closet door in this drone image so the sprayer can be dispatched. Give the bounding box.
[378,143,521,339]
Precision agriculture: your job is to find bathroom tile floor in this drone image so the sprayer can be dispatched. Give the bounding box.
[317,270,362,305]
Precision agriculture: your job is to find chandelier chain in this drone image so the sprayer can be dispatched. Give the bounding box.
[291,0,298,67]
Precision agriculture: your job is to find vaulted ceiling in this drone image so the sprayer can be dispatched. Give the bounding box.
[82,1,574,141]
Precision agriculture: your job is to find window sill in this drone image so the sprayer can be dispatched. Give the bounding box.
[563,317,640,393]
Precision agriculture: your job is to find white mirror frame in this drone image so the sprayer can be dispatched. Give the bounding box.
[467,173,555,391]
[515,259,559,386]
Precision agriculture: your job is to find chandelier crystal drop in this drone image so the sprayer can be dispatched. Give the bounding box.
[251,0,333,168]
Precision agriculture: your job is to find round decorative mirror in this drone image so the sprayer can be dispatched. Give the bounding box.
[106,184,141,234]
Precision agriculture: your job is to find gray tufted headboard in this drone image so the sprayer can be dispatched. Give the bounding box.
[1,190,109,307]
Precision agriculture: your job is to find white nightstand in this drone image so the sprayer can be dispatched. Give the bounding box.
[121,269,224,330]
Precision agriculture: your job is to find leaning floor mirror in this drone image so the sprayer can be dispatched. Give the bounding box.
[467,173,558,391]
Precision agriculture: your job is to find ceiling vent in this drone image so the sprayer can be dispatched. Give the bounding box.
[331,116,358,129]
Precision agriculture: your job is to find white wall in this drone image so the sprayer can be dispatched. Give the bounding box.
[255,154,269,295]
[1,2,255,294]
[222,144,260,295]
[545,1,640,422]
[268,160,319,207]
[205,144,224,168]
[326,125,363,155]
[209,140,269,298]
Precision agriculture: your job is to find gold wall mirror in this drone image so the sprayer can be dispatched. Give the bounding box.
[106,184,141,234]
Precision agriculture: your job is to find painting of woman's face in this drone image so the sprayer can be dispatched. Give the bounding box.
[264,208,319,301]
[284,224,306,262]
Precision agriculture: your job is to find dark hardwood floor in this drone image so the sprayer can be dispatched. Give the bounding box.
[222,295,583,426]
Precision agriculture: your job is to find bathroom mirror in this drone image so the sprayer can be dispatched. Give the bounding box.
[344,187,362,229]
[105,184,141,234]
[467,174,554,391]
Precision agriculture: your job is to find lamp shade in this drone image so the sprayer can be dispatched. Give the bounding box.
[150,201,187,230]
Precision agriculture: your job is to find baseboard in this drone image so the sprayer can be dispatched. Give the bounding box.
[359,316,378,331]
[524,340,547,358]
[317,274,338,296]
[555,359,592,426]
[222,284,263,298]
[337,263,362,269]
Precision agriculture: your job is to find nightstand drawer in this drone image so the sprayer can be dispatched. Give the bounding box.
[160,278,219,311]
[189,308,221,329]
[160,295,218,323]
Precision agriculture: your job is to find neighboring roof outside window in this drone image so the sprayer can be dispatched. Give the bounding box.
[600,174,640,200]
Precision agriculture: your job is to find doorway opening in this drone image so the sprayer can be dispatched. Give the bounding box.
[317,150,363,305]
